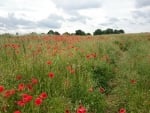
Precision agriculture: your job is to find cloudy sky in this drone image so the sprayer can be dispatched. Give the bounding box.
[0,0,150,34]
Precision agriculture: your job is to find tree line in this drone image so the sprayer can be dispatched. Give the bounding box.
[47,28,125,36]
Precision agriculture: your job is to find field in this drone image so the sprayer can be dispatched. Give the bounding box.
[0,33,150,113]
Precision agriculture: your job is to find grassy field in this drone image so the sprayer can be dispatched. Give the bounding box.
[0,33,150,113]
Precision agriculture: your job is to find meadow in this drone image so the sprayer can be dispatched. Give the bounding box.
[0,33,150,113]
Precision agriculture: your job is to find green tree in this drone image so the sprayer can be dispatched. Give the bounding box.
[62,32,70,36]
[105,28,114,34]
[118,29,125,34]
[75,30,86,36]
[47,30,54,35]
[114,29,120,34]
[86,33,91,35]
[47,30,60,35]
[93,29,102,35]
[54,31,60,35]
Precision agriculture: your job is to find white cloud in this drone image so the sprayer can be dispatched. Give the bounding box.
[37,14,64,29]
[135,0,150,8]
[51,0,102,11]
[0,0,150,34]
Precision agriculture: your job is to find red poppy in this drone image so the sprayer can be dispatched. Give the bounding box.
[99,87,105,93]
[39,92,48,99]
[92,53,97,58]
[18,83,25,91]
[26,83,33,91]
[0,85,4,93]
[65,109,70,113]
[4,89,15,98]
[31,78,38,85]
[70,69,75,74]
[16,75,22,80]
[47,61,52,65]
[130,79,136,84]
[48,72,55,78]
[119,108,126,113]
[14,110,21,113]
[76,105,87,113]
[17,100,25,107]
[35,98,43,106]
[86,55,91,59]
[3,92,9,98]
[22,94,32,103]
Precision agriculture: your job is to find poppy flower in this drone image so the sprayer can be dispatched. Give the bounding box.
[48,72,55,78]
[35,98,43,106]
[18,83,25,91]
[86,55,91,59]
[26,83,33,91]
[4,89,15,98]
[76,105,87,113]
[70,69,75,74]
[119,108,126,113]
[0,85,4,93]
[65,109,70,113]
[92,53,97,58]
[14,110,21,113]
[47,61,52,65]
[39,92,48,99]
[17,100,25,107]
[130,79,136,84]
[16,75,22,80]
[99,87,105,93]
[31,78,38,85]
[22,94,32,103]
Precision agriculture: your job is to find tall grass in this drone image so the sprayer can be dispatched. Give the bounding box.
[0,33,150,113]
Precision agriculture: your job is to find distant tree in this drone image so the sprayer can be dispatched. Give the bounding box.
[63,32,70,36]
[47,30,60,35]
[105,28,114,34]
[47,30,54,35]
[30,32,38,35]
[86,33,91,35]
[71,33,75,35]
[75,30,86,36]
[16,32,19,36]
[102,30,107,34]
[93,28,125,35]
[114,29,120,34]
[41,33,45,35]
[54,31,60,35]
[113,29,125,34]
[0,33,12,38]
[118,29,125,34]
[93,29,102,35]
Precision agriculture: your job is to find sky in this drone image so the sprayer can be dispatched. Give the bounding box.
[0,0,150,34]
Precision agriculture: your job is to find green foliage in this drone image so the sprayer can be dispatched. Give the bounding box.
[47,30,60,35]
[47,30,54,35]
[93,28,125,35]
[92,62,115,94]
[0,33,14,38]
[86,33,91,35]
[62,32,70,36]
[75,29,86,36]
[93,29,102,35]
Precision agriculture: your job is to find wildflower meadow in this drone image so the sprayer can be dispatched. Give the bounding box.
[0,33,150,113]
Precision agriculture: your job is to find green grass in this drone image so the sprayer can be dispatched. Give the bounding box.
[0,33,150,113]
